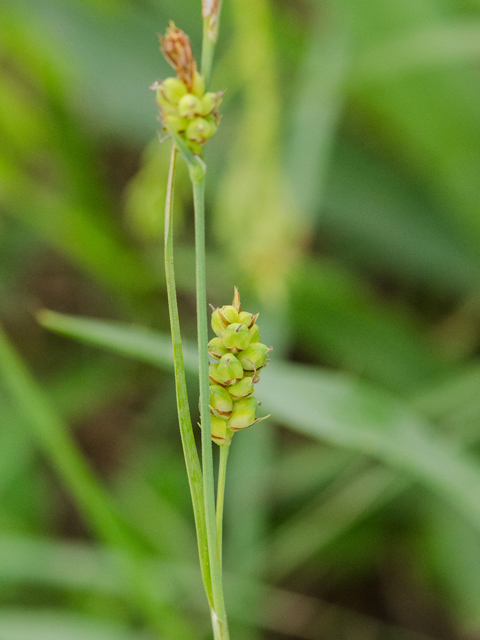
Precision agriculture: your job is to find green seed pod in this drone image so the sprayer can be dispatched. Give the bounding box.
[210,384,233,418]
[208,337,228,359]
[205,116,218,137]
[209,363,224,386]
[216,354,244,385]
[177,93,202,118]
[208,288,271,432]
[156,90,178,116]
[186,117,213,143]
[238,311,254,328]
[220,305,239,324]
[228,376,254,400]
[248,323,261,344]
[164,115,189,133]
[211,308,229,337]
[201,93,218,116]
[185,138,202,155]
[237,343,270,371]
[202,91,223,116]
[192,72,206,97]
[228,397,258,431]
[210,415,232,446]
[161,77,187,103]
[222,322,251,352]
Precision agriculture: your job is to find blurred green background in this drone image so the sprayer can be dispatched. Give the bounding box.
[2,0,480,638]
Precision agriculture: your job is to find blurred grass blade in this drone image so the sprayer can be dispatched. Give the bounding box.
[0,535,439,640]
[0,403,33,496]
[40,311,480,535]
[262,363,480,534]
[38,309,198,372]
[422,503,480,629]
[411,362,480,421]
[287,6,350,221]
[267,465,406,579]
[323,143,480,294]
[353,20,480,86]
[0,324,199,639]
[0,324,138,549]
[289,260,453,394]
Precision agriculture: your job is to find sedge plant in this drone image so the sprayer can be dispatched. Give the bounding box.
[152,9,272,640]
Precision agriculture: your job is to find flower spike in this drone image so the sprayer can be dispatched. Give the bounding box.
[205,288,271,445]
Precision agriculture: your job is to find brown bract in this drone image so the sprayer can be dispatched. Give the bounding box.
[159,22,197,92]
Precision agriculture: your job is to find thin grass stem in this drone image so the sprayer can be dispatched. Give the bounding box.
[201,17,216,88]
[216,443,230,570]
[164,145,213,607]
[192,178,229,638]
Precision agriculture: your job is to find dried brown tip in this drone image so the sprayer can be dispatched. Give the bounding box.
[159,21,197,91]
[232,286,241,312]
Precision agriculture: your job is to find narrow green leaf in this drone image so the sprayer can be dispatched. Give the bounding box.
[0,324,201,639]
[38,309,198,372]
[286,5,350,221]
[262,363,480,533]
[39,312,480,535]
[0,325,138,550]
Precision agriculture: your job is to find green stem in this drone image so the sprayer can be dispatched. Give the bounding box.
[216,443,230,570]
[201,16,216,89]
[164,145,213,608]
[201,0,224,89]
[198,5,229,636]
[192,178,229,639]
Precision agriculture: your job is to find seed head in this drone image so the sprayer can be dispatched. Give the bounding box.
[222,322,251,352]
[210,415,232,446]
[160,22,197,92]
[209,384,233,418]
[237,343,271,371]
[208,337,228,360]
[216,354,244,385]
[228,376,255,400]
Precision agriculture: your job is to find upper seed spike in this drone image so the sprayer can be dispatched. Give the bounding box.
[159,21,197,92]
[206,288,271,442]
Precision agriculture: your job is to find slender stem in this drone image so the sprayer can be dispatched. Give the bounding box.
[201,0,224,89]
[164,145,213,608]
[193,178,229,638]
[201,17,216,89]
[216,443,230,570]
[198,6,229,636]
